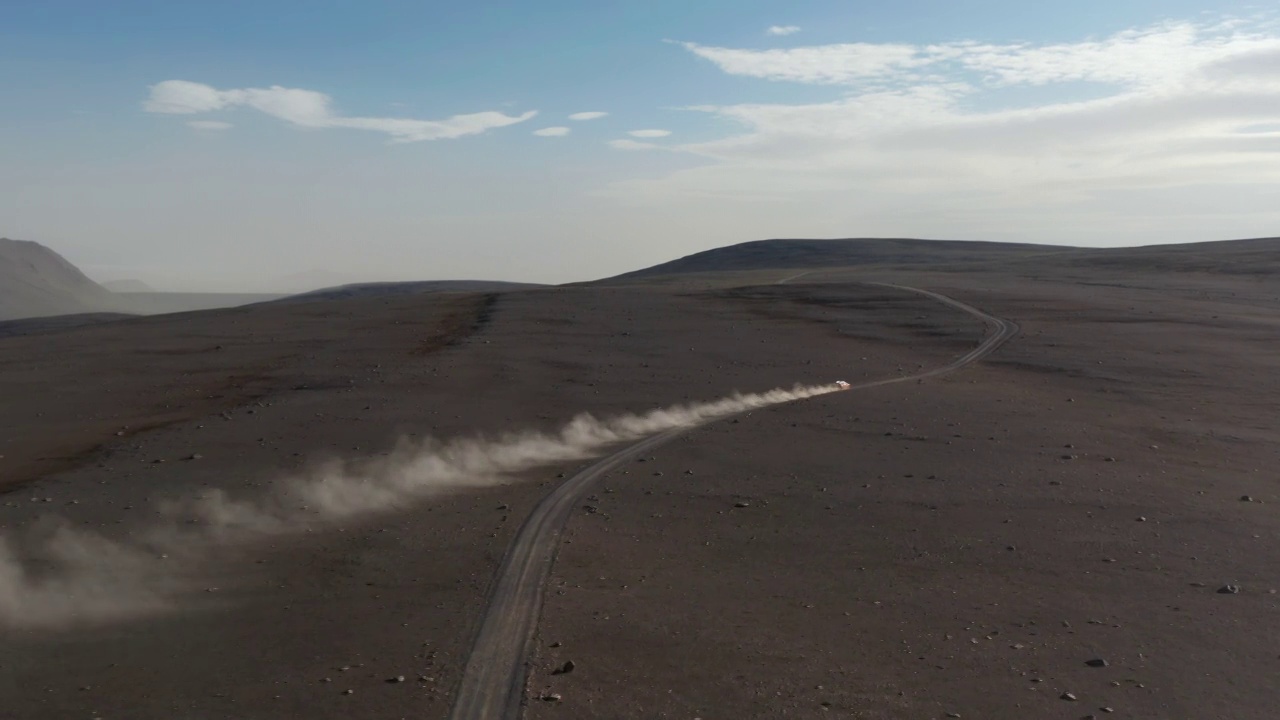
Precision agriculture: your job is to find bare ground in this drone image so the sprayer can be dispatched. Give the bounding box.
[3,268,1277,719]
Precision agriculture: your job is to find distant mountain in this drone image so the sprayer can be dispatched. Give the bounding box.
[0,238,120,321]
[102,279,155,293]
[607,238,1072,281]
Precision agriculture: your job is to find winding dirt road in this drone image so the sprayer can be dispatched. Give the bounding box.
[447,282,1018,720]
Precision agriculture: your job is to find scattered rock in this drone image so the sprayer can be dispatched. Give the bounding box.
[1085,658,1109,668]
[1240,495,1253,502]
[387,675,405,683]
[540,692,562,702]
[341,689,354,696]
[1061,692,1078,701]
[734,501,751,508]
[1217,584,1241,594]
[549,641,562,648]
[552,660,575,675]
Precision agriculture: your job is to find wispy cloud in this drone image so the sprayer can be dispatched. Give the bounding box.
[144,80,536,142]
[766,25,801,36]
[608,139,661,151]
[606,19,1280,242]
[186,120,232,131]
[533,126,570,137]
[628,129,671,138]
[568,111,609,121]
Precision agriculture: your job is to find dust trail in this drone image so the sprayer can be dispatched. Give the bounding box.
[0,382,845,629]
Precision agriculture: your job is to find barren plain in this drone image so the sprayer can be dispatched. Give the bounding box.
[2,255,1278,719]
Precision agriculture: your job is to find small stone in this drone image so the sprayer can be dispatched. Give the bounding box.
[552,660,575,675]
[541,692,562,702]
[1217,584,1241,594]
[1135,516,1147,522]
[1240,495,1253,502]
[734,501,750,508]
[341,689,354,695]
[387,675,405,683]
[1101,709,1114,714]
[1085,658,1109,667]
[1061,692,1078,701]
[549,641,562,648]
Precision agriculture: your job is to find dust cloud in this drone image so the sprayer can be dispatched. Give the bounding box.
[0,382,846,629]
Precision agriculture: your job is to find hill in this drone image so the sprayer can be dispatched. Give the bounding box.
[607,236,1280,282]
[271,280,546,304]
[607,238,1072,281]
[0,238,119,320]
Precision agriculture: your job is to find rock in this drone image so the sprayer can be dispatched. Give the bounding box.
[734,501,751,508]
[541,692,562,702]
[549,641,562,648]
[341,689,354,695]
[1061,692,1078,701]
[1217,584,1241,594]
[1085,658,1109,667]
[387,675,405,683]
[1240,495,1253,502]
[1135,516,1147,522]
[552,660,575,675]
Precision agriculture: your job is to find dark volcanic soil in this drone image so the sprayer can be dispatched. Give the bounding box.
[1,280,966,719]
[3,263,1278,720]
[527,268,1280,719]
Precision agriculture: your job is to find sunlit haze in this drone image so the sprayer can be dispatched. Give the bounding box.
[3,1,1279,291]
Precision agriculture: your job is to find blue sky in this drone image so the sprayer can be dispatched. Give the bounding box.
[2,1,1279,290]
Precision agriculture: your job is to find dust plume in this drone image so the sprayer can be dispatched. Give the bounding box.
[0,382,845,629]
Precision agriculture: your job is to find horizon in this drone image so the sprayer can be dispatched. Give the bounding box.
[3,1,1279,291]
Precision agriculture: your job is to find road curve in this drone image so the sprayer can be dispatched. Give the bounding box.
[447,282,1018,720]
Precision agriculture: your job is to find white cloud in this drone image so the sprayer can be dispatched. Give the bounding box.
[628,129,672,138]
[608,139,661,151]
[682,21,1280,88]
[681,41,926,84]
[569,111,609,121]
[766,25,801,36]
[533,126,571,137]
[606,19,1280,238]
[186,120,232,131]
[144,80,536,142]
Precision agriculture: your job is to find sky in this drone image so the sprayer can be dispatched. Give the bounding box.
[2,0,1279,291]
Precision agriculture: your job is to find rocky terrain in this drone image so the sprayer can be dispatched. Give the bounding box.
[2,237,1277,719]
